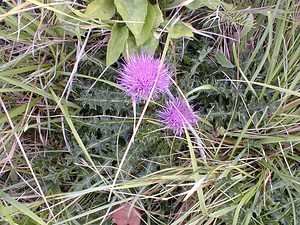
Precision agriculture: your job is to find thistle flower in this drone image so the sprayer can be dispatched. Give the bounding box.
[158,98,197,136]
[117,53,171,101]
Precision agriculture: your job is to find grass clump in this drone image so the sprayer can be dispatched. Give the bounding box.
[1,0,300,224]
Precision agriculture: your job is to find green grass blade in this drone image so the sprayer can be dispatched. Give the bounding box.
[0,192,47,225]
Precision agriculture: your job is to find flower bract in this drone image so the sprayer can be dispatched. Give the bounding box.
[158,98,197,135]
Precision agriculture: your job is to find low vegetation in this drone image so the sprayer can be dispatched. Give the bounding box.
[0,0,299,224]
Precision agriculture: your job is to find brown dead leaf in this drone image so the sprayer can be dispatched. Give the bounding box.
[110,203,141,225]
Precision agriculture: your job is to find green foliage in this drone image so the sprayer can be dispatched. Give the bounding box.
[1,0,300,224]
[106,24,129,65]
[85,0,116,20]
[114,0,148,45]
[108,0,164,63]
[186,0,233,10]
[169,21,194,39]
[215,51,234,68]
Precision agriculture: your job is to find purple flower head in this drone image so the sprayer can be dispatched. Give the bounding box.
[158,98,197,136]
[117,53,171,101]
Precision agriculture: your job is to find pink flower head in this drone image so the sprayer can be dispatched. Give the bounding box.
[117,53,171,101]
[158,98,197,136]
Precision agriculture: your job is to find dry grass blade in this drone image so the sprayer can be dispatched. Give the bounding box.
[1,0,299,224]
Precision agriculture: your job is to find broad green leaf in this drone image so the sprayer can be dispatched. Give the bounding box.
[152,4,164,28]
[122,32,158,58]
[124,33,138,58]
[85,0,116,20]
[187,0,233,10]
[136,3,156,46]
[171,22,194,39]
[215,51,234,68]
[106,24,129,65]
[142,32,159,53]
[114,0,148,44]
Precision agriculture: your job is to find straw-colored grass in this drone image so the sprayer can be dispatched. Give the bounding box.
[1,0,299,224]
